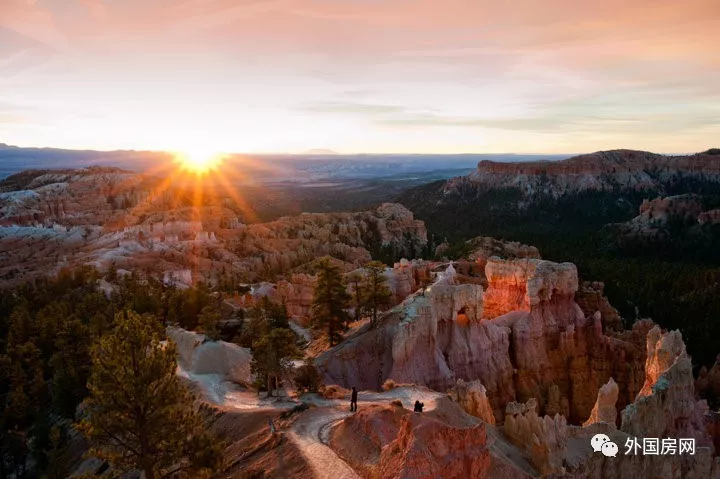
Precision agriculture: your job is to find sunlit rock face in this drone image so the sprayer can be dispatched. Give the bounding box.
[483,258,579,319]
[378,412,530,479]
[449,379,496,425]
[583,377,619,427]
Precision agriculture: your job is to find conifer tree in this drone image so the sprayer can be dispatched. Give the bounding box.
[79,310,222,479]
[310,257,351,346]
[359,261,393,327]
[250,328,300,397]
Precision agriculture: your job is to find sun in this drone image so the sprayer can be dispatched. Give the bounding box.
[174,149,225,174]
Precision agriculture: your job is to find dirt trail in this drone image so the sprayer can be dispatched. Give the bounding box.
[288,407,360,479]
[188,370,444,477]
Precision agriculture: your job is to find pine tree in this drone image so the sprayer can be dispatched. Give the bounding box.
[310,258,351,346]
[79,310,222,478]
[250,328,300,397]
[346,271,364,323]
[50,318,91,418]
[359,261,393,327]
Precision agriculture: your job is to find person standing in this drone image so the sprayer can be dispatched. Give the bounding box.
[350,386,358,412]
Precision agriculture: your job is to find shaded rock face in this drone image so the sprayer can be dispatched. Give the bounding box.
[699,209,720,225]
[503,398,568,476]
[637,194,703,225]
[612,193,720,239]
[559,327,720,479]
[447,149,720,198]
[696,357,720,408]
[575,281,623,332]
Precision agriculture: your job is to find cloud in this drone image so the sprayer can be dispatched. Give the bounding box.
[297,101,409,115]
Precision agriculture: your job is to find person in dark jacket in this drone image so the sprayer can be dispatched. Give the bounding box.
[414,400,424,413]
[350,387,358,412]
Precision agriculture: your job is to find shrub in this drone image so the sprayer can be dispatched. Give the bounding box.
[382,379,396,391]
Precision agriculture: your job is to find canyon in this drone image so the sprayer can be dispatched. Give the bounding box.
[315,255,720,477]
[0,168,427,288]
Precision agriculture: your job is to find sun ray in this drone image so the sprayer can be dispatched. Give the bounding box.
[214,168,260,223]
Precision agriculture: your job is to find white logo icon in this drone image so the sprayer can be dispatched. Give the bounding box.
[591,433,618,457]
[591,433,611,452]
[602,441,619,457]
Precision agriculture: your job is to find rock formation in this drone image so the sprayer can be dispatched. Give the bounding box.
[167,327,252,385]
[378,409,531,479]
[319,257,651,425]
[503,398,568,476]
[621,327,710,444]
[448,379,496,424]
[583,377,619,427]
[575,281,623,332]
[275,274,317,320]
[483,258,578,319]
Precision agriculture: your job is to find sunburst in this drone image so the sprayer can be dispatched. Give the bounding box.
[174,149,225,174]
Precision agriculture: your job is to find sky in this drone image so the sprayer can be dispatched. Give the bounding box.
[0,0,718,154]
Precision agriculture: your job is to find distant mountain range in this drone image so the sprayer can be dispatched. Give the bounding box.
[0,142,571,181]
[445,148,720,198]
